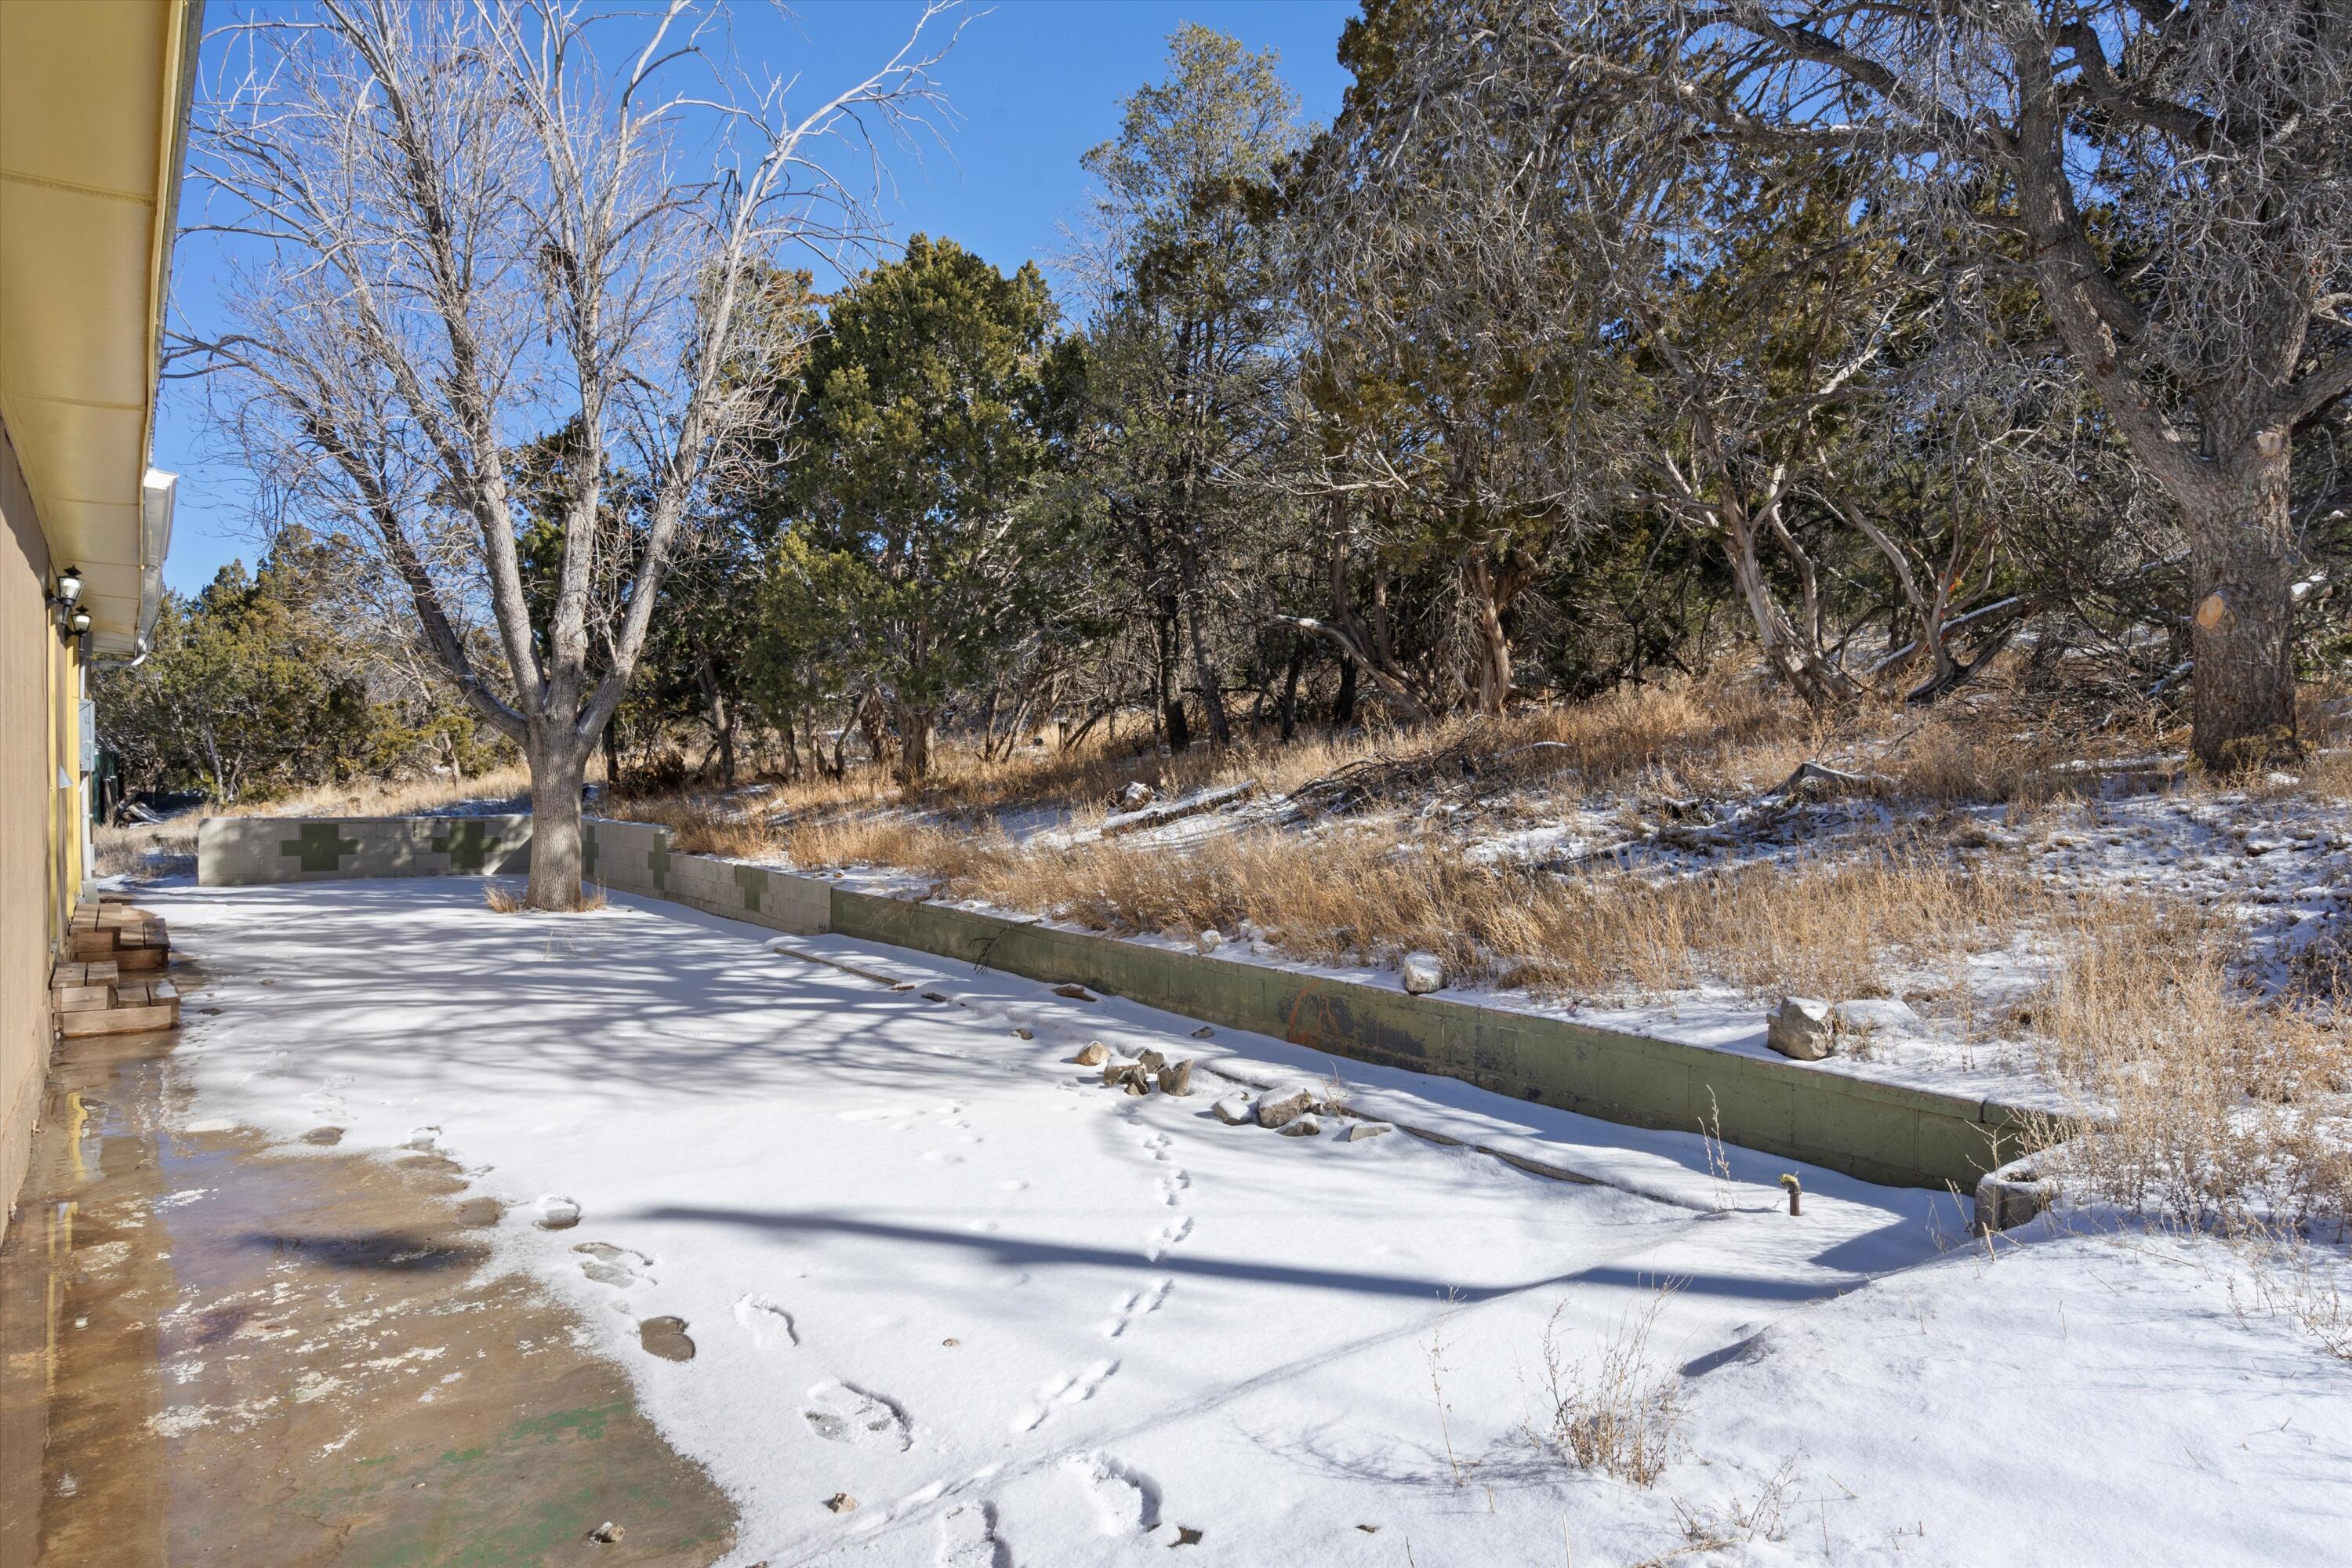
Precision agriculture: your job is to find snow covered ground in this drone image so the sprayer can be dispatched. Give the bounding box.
[149,880,2352,1566]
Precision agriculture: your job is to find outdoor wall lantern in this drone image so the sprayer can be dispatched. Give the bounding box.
[49,567,88,638]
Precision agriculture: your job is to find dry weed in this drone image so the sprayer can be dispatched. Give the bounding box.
[610,796,775,858]
[1425,1292,1468,1488]
[2228,1232,2352,1361]
[1666,1457,1797,1555]
[482,881,605,914]
[261,764,535,818]
[94,822,198,878]
[2026,898,2352,1232]
[1531,1285,1686,1487]
[946,827,2038,1009]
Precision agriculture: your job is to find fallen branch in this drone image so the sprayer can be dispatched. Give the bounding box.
[1757,760,1893,802]
[1100,779,1260,837]
[765,942,917,991]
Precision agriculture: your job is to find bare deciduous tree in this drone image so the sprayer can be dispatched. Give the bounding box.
[1626,1,2352,767]
[181,0,958,905]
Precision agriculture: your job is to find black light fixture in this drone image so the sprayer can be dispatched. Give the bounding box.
[56,566,82,608]
[70,608,93,636]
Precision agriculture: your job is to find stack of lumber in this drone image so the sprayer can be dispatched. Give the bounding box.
[53,897,179,1036]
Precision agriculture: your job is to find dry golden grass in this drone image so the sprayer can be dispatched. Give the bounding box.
[774,807,2039,1009]
[611,795,774,858]
[739,663,2244,838]
[257,764,536,819]
[483,880,606,913]
[94,820,197,877]
[2027,898,2352,1232]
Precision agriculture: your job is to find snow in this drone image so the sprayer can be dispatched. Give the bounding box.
[146,880,2352,1566]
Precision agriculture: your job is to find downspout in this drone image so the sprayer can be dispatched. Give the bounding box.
[90,470,174,670]
[93,0,203,676]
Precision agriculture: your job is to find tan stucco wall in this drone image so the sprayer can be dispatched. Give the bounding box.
[1,412,68,1219]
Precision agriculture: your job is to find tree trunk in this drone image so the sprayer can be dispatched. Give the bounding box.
[2187,434,2299,770]
[1185,593,1231,748]
[1152,603,1190,751]
[1333,655,1357,727]
[1177,539,1230,748]
[524,739,589,909]
[1718,515,1854,709]
[975,685,1000,757]
[1278,634,1305,742]
[778,708,802,781]
[857,691,893,772]
[895,702,935,783]
[1461,553,1513,717]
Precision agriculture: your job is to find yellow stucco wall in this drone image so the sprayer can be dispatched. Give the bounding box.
[2,412,78,1220]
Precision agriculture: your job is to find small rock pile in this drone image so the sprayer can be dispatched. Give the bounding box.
[1075,1040,1196,1096]
[1073,1043,1396,1145]
[1212,1083,1392,1145]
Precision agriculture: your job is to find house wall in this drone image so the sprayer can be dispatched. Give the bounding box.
[1,415,66,1218]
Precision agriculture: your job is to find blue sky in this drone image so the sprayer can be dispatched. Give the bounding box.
[154,0,1357,593]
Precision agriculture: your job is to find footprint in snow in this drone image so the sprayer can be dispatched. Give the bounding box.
[935,1501,1000,1566]
[1099,1277,1171,1338]
[639,1316,695,1361]
[1009,1359,1118,1432]
[574,1241,652,1289]
[1067,1450,1160,1535]
[1143,1215,1192,1262]
[734,1293,798,1348]
[1156,1171,1189,1207]
[397,1153,469,1196]
[804,1381,911,1450]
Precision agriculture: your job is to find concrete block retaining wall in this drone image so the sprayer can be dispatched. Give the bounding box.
[196,815,534,884]
[201,814,2033,1190]
[579,816,829,935]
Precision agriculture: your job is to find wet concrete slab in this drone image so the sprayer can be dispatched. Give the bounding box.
[1,960,737,1566]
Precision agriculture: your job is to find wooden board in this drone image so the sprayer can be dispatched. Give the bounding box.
[59,1000,177,1037]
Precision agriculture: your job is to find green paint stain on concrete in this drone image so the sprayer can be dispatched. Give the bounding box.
[504,1399,626,1445]
[428,820,496,873]
[282,822,360,872]
[336,1400,724,1568]
[734,863,766,913]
